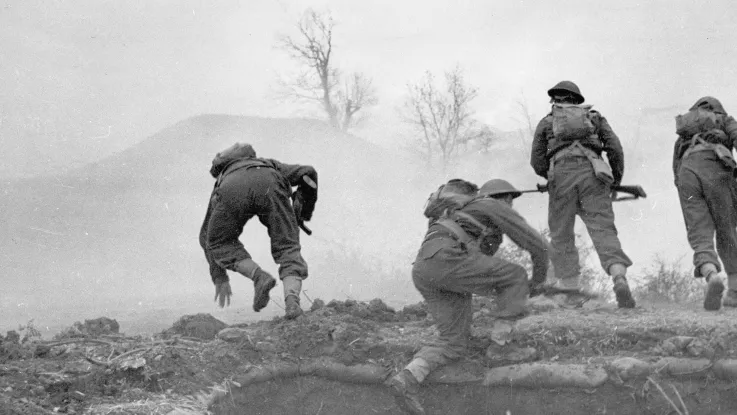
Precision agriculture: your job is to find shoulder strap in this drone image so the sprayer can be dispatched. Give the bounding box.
[435,209,492,246]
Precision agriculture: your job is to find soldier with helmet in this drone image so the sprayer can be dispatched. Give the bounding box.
[386,178,550,415]
[673,96,737,310]
[530,80,636,309]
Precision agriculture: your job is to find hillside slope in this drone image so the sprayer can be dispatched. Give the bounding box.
[0,116,430,333]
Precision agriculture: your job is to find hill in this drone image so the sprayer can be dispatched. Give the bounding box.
[0,116,433,334]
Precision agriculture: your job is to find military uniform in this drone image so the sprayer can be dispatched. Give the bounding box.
[199,147,317,318]
[387,179,549,415]
[530,80,635,308]
[673,97,737,309]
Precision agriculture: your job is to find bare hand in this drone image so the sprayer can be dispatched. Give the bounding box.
[214,281,232,308]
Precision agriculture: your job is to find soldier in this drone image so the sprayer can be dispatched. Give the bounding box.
[387,178,549,415]
[530,80,636,309]
[199,143,317,319]
[673,97,737,310]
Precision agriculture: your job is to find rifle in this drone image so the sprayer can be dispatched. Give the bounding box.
[520,183,647,202]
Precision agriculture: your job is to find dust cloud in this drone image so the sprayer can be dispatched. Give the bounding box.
[1,1,733,335]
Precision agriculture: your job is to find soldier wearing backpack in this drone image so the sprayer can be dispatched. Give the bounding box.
[673,97,737,310]
[386,178,549,415]
[530,80,636,309]
[199,143,318,320]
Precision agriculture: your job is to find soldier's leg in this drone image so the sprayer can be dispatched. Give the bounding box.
[257,174,307,319]
[678,167,725,310]
[199,194,228,284]
[388,285,471,415]
[701,169,737,307]
[577,168,635,308]
[547,160,583,288]
[437,253,529,317]
[206,193,275,311]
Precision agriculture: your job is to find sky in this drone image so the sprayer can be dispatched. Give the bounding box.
[1,0,736,176]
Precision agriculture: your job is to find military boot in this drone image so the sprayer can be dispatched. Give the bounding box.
[386,370,425,415]
[251,268,276,312]
[701,263,724,311]
[283,276,303,320]
[609,264,636,309]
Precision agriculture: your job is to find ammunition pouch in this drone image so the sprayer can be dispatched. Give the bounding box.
[549,141,614,186]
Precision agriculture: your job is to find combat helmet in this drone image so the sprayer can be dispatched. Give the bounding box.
[547,80,585,104]
[478,179,522,199]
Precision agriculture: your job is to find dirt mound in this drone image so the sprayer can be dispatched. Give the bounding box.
[162,313,228,340]
[53,317,120,340]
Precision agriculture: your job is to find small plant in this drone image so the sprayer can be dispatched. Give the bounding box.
[17,319,42,343]
[633,255,701,302]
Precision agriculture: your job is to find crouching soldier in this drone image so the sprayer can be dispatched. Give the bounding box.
[387,178,549,415]
[673,97,737,310]
[199,143,318,319]
[530,80,636,308]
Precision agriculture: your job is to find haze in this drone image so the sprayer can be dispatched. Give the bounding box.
[2,0,735,335]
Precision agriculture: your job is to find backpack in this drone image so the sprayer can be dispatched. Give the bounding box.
[423,186,492,253]
[551,104,597,142]
[209,143,257,178]
[675,108,721,138]
[423,184,473,220]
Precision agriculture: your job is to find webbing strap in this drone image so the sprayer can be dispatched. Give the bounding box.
[436,210,491,247]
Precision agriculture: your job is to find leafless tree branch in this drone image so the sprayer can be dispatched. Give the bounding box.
[275,8,377,132]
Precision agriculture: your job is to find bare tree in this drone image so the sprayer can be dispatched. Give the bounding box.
[403,66,479,170]
[276,9,377,131]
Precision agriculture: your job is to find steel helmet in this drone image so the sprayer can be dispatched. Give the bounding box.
[547,80,585,104]
[479,179,522,199]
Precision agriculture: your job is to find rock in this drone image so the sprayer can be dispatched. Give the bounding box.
[527,296,559,312]
[401,302,428,318]
[166,314,228,340]
[310,298,325,312]
[608,357,652,380]
[686,339,706,357]
[217,328,251,343]
[660,336,699,356]
[368,298,395,313]
[489,320,514,346]
[484,363,608,388]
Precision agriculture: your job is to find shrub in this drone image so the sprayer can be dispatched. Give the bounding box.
[632,255,702,302]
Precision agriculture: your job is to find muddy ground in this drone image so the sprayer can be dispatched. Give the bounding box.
[2,295,737,414]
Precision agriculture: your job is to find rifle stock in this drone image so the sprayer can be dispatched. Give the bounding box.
[612,184,647,199]
[520,183,647,200]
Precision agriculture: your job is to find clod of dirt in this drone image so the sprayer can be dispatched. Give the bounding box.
[54,317,120,339]
[326,298,397,322]
[659,335,710,357]
[310,298,326,311]
[164,313,228,340]
[217,327,250,343]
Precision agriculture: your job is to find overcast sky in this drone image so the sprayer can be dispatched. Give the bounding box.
[1,0,736,176]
